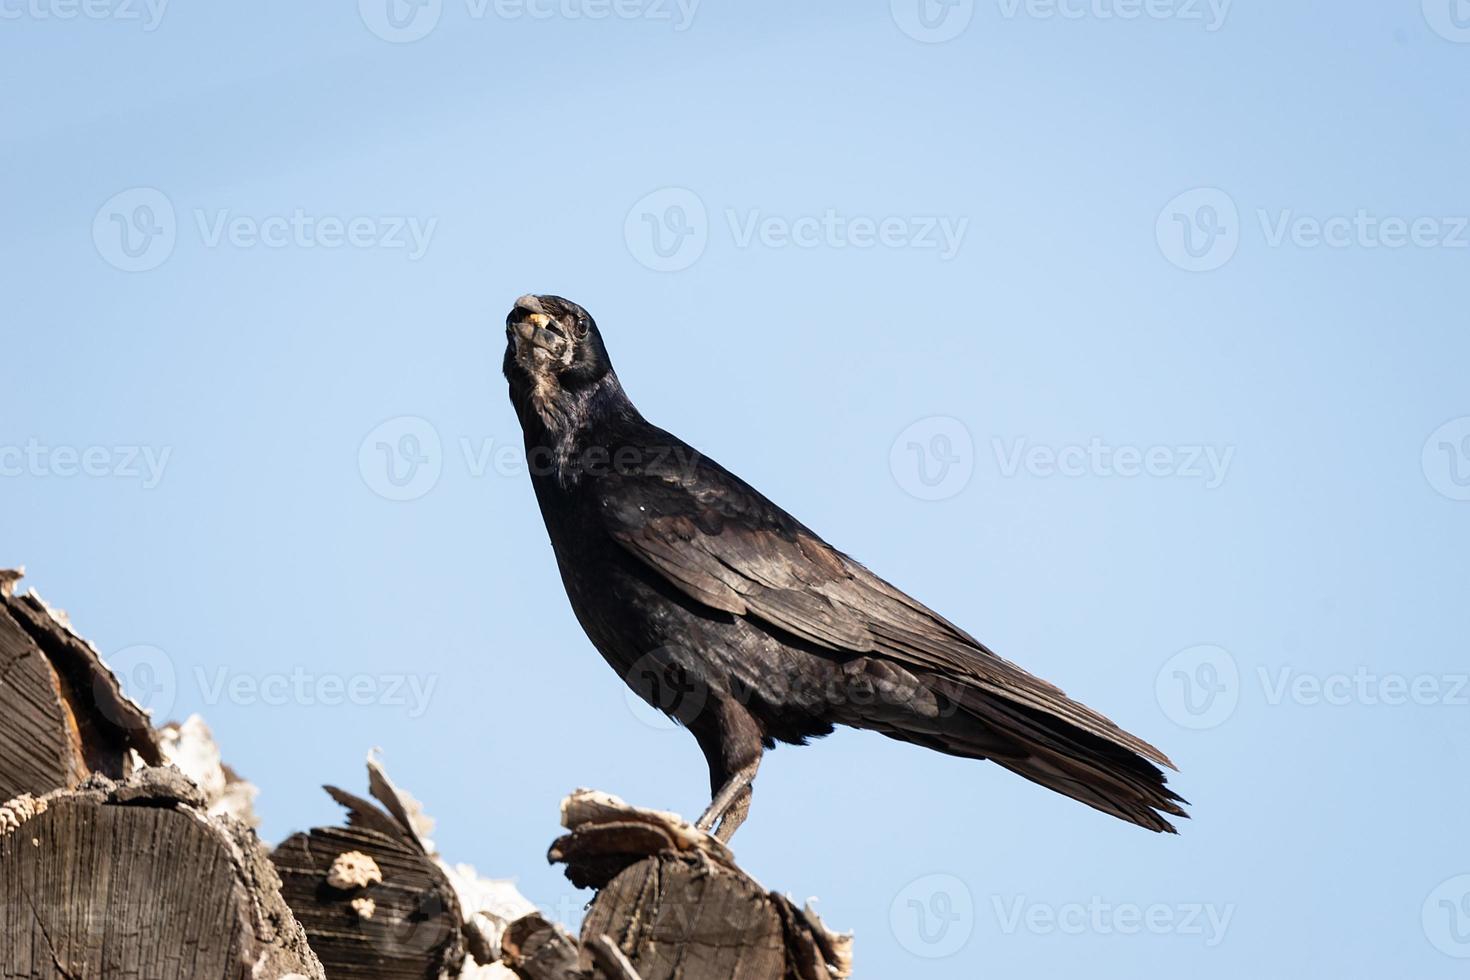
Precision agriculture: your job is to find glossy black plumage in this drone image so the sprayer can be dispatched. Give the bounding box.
[503,294,1187,841]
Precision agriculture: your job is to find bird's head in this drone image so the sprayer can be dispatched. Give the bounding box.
[503,294,618,429]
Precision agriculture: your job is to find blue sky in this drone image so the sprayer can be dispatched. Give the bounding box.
[3,2,1469,976]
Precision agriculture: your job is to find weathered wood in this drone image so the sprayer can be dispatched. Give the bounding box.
[505,791,851,980]
[501,915,586,980]
[0,767,323,980]
[271,757,472,980]
[0,570,856,979]
[0,569,161,803]
[0,604,80,801]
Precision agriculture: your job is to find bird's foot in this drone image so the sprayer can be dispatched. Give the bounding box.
[695,764,758,840]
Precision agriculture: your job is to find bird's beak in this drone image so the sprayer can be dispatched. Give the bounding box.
[510,307,570,359]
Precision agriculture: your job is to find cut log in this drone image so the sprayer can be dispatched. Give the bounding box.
[0,767,323,980]
[499,791,852,980]
[271,753,525,979]
[0,568,161,803]
[0,568,860,978]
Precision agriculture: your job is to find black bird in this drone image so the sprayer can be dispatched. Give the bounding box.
[503,294,1186,841]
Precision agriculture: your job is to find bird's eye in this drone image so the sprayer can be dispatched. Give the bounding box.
[573,318,589,338]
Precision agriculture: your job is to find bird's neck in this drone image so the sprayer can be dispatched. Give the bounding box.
[514,371,642,489]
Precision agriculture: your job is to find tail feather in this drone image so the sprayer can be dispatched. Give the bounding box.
[874,671,1188,833]
[968,688,1189,832]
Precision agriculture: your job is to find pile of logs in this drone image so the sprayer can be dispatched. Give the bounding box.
[0,569,851,980]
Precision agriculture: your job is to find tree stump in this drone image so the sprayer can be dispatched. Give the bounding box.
[0,767,323,980]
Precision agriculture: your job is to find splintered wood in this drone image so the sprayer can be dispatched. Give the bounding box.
[503,790,852,980]
[0,569,852,979]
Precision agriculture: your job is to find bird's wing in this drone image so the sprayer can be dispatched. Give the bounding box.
[593,447,1177,774]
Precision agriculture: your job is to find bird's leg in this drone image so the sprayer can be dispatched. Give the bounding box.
[695,761,758,839]
[689,697,765,841]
